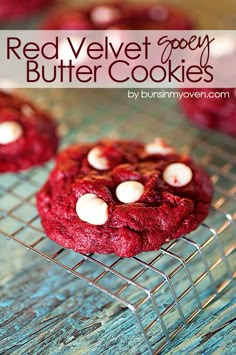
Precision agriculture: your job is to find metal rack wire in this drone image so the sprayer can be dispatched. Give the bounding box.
[0,164,235,352]
[0,91,236,354]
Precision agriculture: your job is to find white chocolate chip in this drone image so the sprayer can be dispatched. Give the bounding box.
[76,193,108,225]
[163,163,193,187]
[149,6,169,22]
[21,104,34,117]
[91,6,120,26]
[0,121,23,144]
[145,138,176,155]
[116,181,144,204]
[87,146,109,170]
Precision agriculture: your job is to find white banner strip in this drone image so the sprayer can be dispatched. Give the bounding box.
[0,30,235,88]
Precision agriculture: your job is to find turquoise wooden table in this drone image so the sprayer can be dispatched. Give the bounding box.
[0,0,236,354]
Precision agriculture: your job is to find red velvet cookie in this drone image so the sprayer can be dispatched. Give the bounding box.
[37,139,213,258]
[117,4,193,30]
[41,2,193,30]
[0,90,58,173]
[179,88,236,137]
[42,8,94,30]
[0,0,53,21]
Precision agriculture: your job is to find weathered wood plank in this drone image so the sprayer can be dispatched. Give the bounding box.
[0,237,235,354]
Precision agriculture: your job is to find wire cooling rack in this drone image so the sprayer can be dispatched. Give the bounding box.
[0,89,236,354]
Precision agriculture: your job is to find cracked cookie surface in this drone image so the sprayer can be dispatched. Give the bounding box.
[37,139,213,257]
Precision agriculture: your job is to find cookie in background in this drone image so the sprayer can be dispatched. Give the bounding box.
[0,0,54,22]
[41,2,194,30]
[0,90,59,172]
